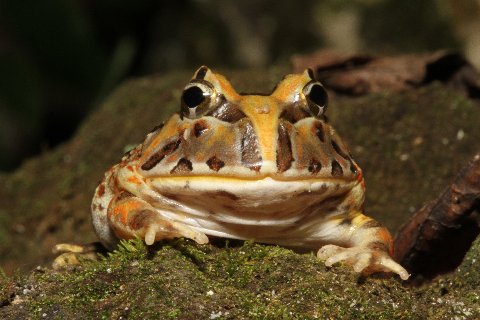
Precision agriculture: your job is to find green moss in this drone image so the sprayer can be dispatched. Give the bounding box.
[5,239,475,319]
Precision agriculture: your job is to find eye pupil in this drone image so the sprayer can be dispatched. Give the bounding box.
[308,84,327,107]
[304,82,328,118]
[182,86,205,108]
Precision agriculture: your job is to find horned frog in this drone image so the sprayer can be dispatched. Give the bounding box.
[89,66,409,280]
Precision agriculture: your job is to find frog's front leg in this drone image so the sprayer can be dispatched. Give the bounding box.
[93,185,209,249]
[316,211,410,280]
[109,193,209,246]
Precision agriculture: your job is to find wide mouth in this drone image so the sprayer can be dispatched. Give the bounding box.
[146,174,354,183]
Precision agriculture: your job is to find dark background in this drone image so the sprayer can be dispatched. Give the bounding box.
[0,0,477,172]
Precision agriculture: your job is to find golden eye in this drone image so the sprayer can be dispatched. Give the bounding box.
[303,81,328,118]
[181,81,214,119]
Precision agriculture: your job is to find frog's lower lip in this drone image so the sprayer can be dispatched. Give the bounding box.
[146,175,355,184]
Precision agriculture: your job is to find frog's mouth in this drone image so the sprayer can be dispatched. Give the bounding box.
[141,155,361,183]
[148,175,361,214]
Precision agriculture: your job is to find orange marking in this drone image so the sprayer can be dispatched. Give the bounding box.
[239,96,280,162]
[110,200,143,225]
[166,153,179,163]
[356,169,366,188]
[127,176,141,185]
[195,152,205,162]
[96,184,105,197]
[272,73,310,101]
[376,228,394,255]
[213,73,241,101]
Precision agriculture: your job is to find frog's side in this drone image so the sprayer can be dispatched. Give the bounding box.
[91,66,409,280]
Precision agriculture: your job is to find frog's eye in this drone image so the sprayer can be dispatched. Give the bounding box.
[303,81,328,118]
[181,81,215,119]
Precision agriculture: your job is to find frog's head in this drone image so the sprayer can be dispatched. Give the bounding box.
[138,66,359,181]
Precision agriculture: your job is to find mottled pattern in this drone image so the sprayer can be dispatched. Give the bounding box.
[141,138,182,171]
[276,121,293,172]
[239,120,262,172]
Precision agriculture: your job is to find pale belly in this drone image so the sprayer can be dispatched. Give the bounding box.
[143,177,363,247]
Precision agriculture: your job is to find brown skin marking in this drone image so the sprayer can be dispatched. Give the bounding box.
[205,190,239,201]
[318,192,348,211]
[141,138,182,170]
[195,66,208,79]
[276,122,294,172]
[339,216,353,226]
[206,98,246,123]
[116,191,135,201]
[148,123,164,134]
[162,193,181,202]
[240,120,262,172]
[170,158,193,174]
[279,104,310,123]
[367,241,391,253]
[331,139,350,160]
[206,156,225,172]
[331,160,343,177]
[97,184,105,197]
[130,209,153,230]
[361,220,382,229]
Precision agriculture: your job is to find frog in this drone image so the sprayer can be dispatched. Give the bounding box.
[90,66,409,280]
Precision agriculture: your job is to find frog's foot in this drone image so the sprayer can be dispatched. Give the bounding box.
[108,201,209,246]
[52,243,102,270]
[317,244,410,280]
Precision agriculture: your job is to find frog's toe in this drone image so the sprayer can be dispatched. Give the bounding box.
[317,245,410,280]
[317,244,343,262]
[52,243,101,270]
[143,218,209,245]
[374,255,410,280]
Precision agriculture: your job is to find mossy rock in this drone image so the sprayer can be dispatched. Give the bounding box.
[1,237,479,318]
[0,68,479,318]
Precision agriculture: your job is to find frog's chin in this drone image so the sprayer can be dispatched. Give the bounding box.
[146,176,363,243]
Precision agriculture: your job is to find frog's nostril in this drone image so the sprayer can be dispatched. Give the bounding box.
[308,159,322,174]
[193,120,209,137]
